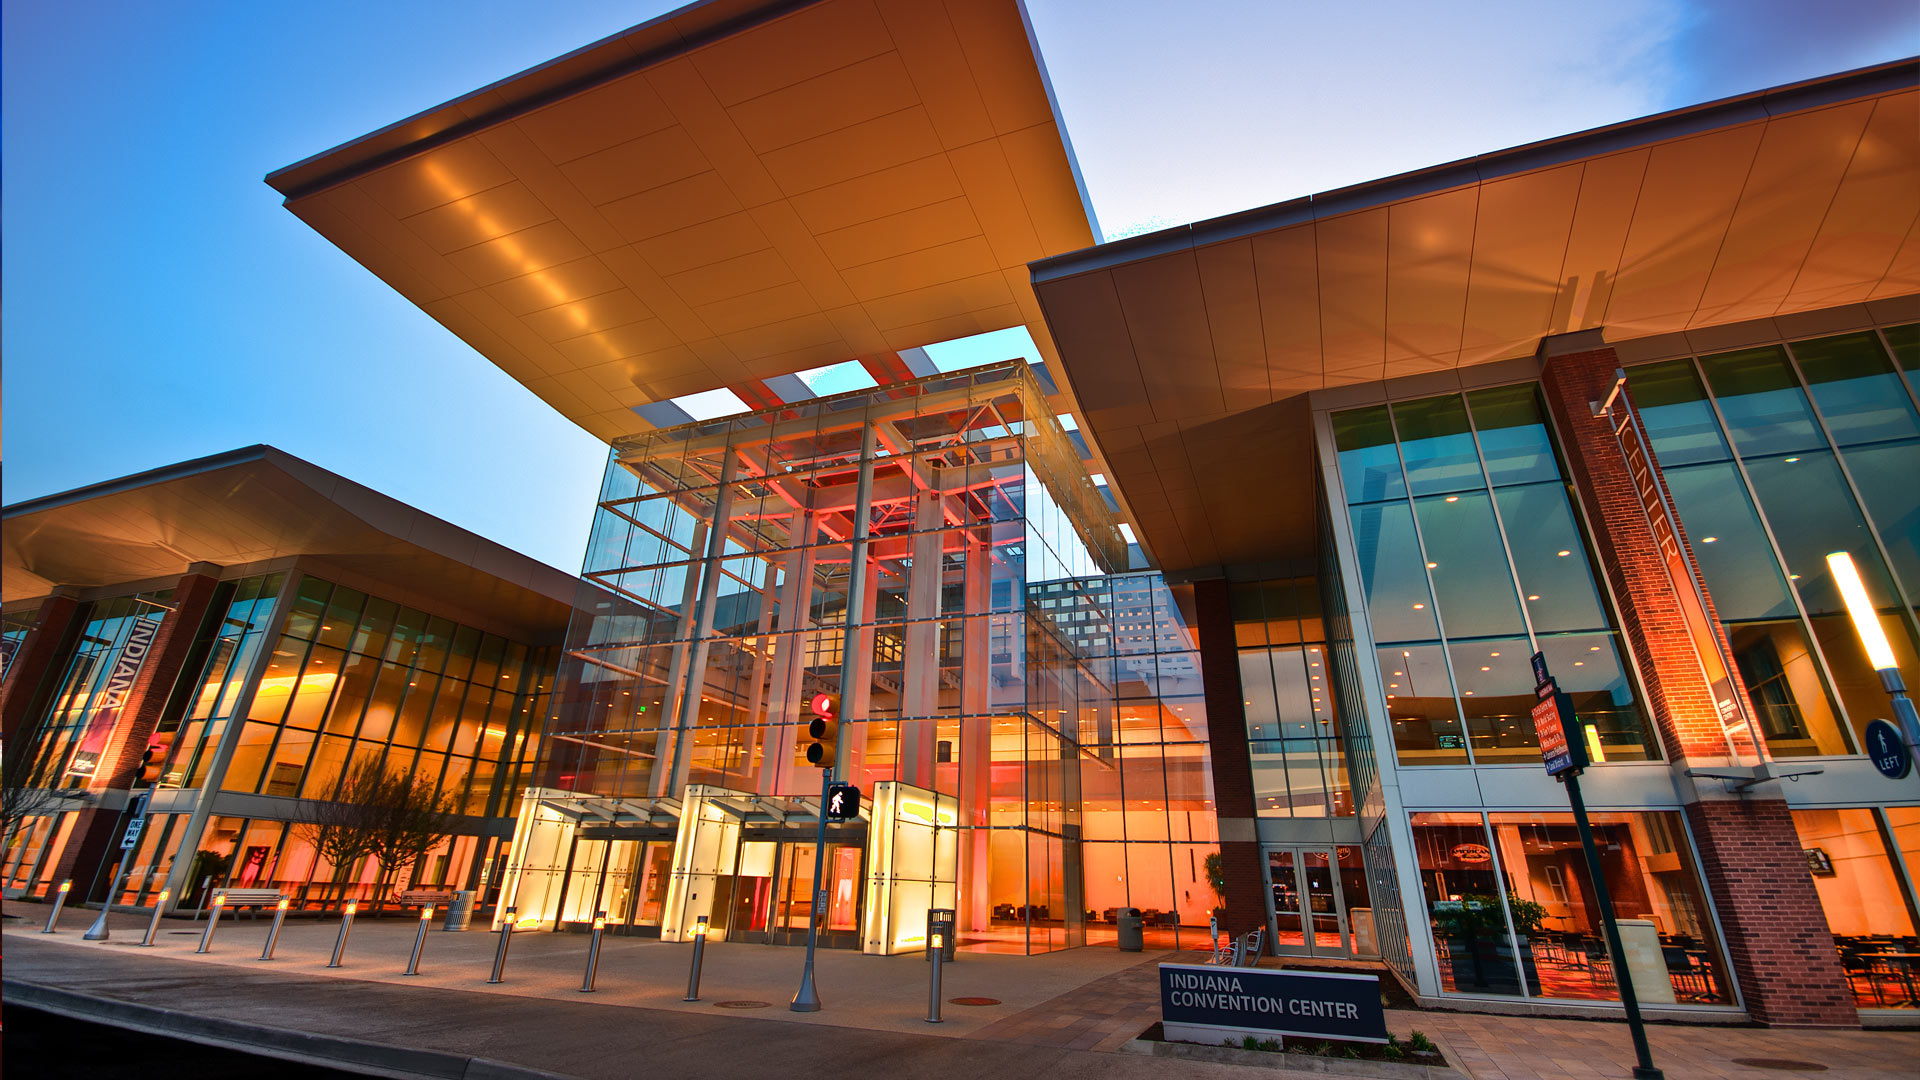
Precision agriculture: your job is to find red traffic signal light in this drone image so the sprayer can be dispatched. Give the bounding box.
[806,693,840,767]
[138,734,172,786]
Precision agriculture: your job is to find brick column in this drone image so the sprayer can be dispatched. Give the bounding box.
[1192,578,1267,940]
[51,567,223,900]
[0,589,85,749]
[1539,336,1855,1027]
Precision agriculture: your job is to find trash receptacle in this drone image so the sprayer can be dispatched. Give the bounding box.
[926,907,956,961]
[1117,907,1143,952]
[442,890,475,931]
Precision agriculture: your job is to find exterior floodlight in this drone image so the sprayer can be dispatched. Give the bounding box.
[1828,551,1896,671]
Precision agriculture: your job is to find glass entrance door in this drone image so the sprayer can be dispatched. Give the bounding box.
[1264,846,1351,957]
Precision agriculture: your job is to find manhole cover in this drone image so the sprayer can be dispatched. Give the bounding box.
[949,997,1001,1006]
[713,1000,771,1009]
[1731,1061,1828,1072]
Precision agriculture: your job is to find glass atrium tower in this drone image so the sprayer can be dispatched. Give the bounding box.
[501,364,1215,953]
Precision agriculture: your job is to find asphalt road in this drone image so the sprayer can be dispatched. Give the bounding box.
[6,1005,359,1079]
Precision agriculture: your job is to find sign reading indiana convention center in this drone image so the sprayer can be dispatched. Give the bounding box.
[1159,963,1387,1045]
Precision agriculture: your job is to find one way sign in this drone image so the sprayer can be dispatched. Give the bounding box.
[826,782,861,820]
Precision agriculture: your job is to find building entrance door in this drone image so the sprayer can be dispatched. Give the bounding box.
[1264,846,1351,957]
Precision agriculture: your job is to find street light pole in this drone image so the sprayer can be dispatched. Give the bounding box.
[1828,552,1920,783]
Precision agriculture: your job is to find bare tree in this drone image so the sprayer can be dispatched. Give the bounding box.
[1,742,84,857]
[297,755,458,912]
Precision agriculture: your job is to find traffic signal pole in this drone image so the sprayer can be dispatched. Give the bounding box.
[791,765,832,1012]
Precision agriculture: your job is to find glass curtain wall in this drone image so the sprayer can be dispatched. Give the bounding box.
[1410,811,1732,1006]
[0,609,34,684]
[1230,576,1353,817]
[1629,324,1920,756]
[537,362,1134,952]
[1787,807,1920,1010]
[18,587,184,789]
[1332,388,1653,766]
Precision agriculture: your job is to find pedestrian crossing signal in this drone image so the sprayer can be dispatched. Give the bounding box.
[827,782,860,819]
[806,692,839,767]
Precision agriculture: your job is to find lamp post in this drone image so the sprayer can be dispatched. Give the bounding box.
[1828,551,1920,782]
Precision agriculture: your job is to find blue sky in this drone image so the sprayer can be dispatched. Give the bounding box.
[3,1,1914,571]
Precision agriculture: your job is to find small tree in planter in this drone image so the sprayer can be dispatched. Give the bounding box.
[1203,851,1228,923]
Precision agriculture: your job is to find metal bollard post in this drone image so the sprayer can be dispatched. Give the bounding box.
[488,906,517,984]
[926,926,946,1024]
[581,911,607,992]
[196,894,226,953]
[259,898,291,960]
[42,880,73,933]
[140,890,170,946]
[403,905,434,975]
[327,902,357,968]
[684,915,709,1001]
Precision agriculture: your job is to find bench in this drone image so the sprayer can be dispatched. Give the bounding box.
[395,889,454,909]
[213,888,285,919]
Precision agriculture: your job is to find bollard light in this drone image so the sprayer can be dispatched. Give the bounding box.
[259,898,291,961]
[926,927,946,1024]
[582,910,608,992]
[488,905,517,984]
[43,880,73,933]
[141,889,171,946]
[328,902,358,968]
[404,905,434,976]
[196,894,227,953]
[685,914,710,1002]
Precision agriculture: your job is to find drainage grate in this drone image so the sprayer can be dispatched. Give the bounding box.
[1731,1060,1829,1072]
[713,1000,771,1009]
[949,997,1001,1006]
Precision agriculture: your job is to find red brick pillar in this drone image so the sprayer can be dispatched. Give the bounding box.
[1192,578,1267,943]
[0,589,85,749]
[1538,336,1856,1027]
[51,567,224,899]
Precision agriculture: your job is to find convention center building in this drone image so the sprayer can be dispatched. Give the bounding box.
[6,0,1916,1028]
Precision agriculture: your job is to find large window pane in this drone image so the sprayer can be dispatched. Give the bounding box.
[1411,813,1522,996]
[1383,644,1466,765]
[1395,396,1486,496]
[1333,406,1406,505]
[1744,451,1899,616]
[1726,620,1850,756]
[1494,483,1608,633]
[1630,359,1731,466]
[1450,637,1540,763]
[1467,385,1560,487]
[1535,632,1654,762]
[1350,502,1440,642]
[1662,462,1795,620]
[1790,808,1918,1010]
[1790,332,1920,447]
[1884,324,1919,372]
[1838,439,1920,596]
[1700,346,1826,458]
[1413,491,1526,639]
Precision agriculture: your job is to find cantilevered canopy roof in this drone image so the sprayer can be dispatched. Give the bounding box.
[2,447,579,638]
[269,0,1098,443]
[1031,59,1920,571]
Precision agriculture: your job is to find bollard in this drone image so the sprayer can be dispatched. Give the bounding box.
[42,880,73,933]
[259,898,291,960]
[926,926,946,1024]
[581,911,607,992]
[488,906,517,984]
[196,894,226,953]
[327,902,357,968]
[140,889,170,946]
[684,915,709,1001]
[403,905,435,976]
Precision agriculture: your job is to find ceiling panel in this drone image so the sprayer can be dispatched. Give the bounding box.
[1384,187,1478,369]
[1789,91,1920,309]
[1459,165,1580,365]
[556,126,711,205]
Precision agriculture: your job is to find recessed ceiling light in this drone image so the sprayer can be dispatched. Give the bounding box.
[1701,537,1718,544]
[1445,496,1459,503]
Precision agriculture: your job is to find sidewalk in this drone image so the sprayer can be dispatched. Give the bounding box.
[8,909,1918,1079]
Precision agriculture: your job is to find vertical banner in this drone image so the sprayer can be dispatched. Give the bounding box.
[66,617,162,778]
[1604,380,1760,760]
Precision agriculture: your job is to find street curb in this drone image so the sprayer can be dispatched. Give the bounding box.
[5,978,579,1080]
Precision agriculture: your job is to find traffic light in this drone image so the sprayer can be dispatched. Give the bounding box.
[137,734,172,786]
[805,692,839,767]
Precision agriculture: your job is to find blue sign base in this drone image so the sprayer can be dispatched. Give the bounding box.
[1159,963,1387,1044]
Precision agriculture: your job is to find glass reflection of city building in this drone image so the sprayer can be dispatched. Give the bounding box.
[246,0,1918,1028]
[497,364,1223,953]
